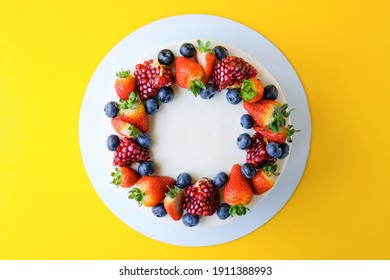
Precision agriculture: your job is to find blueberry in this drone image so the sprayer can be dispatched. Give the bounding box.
[263,85,279,100]
[138,160,155,176]
[145,98,159,114]
[179,43,196,58]
[176,172,192,189]
[136,134,151,148]
[278,143,290,159]
[157,86,174,103]
[152,203,167,218]
[157,49,175,66]
[213,172,228,188]
[213,45,229,60]
[216,203,230,220]
[241,163,256,179]
[106,135,120,151]
[266,142,282,158]
[236,133,253,150]
[240,114,254,129]
[226,88,242,104]
[182,213,199,227]
[199,83,216,99]
[104,101,119,118]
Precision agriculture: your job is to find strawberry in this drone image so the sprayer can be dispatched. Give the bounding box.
[241,78,264,103]
[195,40,216,84]
[164,186,185,221]
[111,117,141,138]
[128,176,176,207]
[114,69,136,100]
[251,163,279,195]
[118,92,149,133]
[223,164,253,216]
[253,124,300,143]
[244,101,294,133]
[111,166,140,188]
[175,56,205,96]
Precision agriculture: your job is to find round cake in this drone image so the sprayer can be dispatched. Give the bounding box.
[100,40,299,227]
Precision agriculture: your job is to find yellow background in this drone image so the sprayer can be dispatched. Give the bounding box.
[1,0,389,259]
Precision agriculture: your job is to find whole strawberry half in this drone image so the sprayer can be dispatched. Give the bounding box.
[114,69,136,101]
[111,116,142,139]
[223,164,253,216]
[118,92,149,133]
[111,166,140,188]
[253,124,300,143]
[246,133,277,169]
[164,186,185,221]
[195,40,216,85]
[128,176,176,207]
[183,178,220,216]
[175,56,205,96]
[212,56,257,91]
[241,78,264,103]
[113,137,150,166]
[251,163,279,195]
[134,59,174,101]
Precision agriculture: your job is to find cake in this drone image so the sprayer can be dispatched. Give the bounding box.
[101,40,299,227]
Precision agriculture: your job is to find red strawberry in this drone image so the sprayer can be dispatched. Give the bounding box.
[111,166,140,188]
[241,78,264,103]
[253,125,300,143]
[195,40,216,84]
[223,164,253,216]
[251,163,279,195]
[128,176,176,207]
[118,92,149,133]
[111,117,141,139]
[244,100,294,134]
[114,69,136,100]
[164,186,185,221]
[175,56,205,96]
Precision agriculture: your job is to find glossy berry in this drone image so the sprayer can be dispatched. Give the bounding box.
[136,134,151,148]
[145,98,159,114]
[104,101,119,118]
[157,86,174,103]
[263,84,279,100]
[157,49,175,66]
[152,203,167,217]
[199,83,216,99]
[240,114,254,129]
[278,143,290,159]
[182,213,199,227]
[266,142,282,158]
[176,172,192,189]
[213,172,228,188]
[216,203,230,220]
[236,133,253,150]
[213,45,229,60]
[179,43,196,58]
[226,88,242,104]
[107,134,120,151]
[138,160,155,176]
[241,163,256,179]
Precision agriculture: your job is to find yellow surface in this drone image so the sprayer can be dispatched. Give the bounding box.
[1,0,389,260]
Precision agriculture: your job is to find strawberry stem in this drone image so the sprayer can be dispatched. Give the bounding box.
[110,168,122,187]
[241,79,256,101]
[229,204,250,216]
[166,186,181,199]
[116,69,131,78]
[269,104,295,133]
[189,80,205,97]
[128,188,145,206]
[263,163,280,176]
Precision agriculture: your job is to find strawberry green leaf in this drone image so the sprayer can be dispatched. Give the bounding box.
[166,186,181,199]
[189,80,205,97]
[228,204,250,216]
[263,163,280,176]
[128,125,141,138]
[116,69,131,78]
[269,104,296,133]
[241,79,256,101]
[197,40,214,53]
[110,168,122,186]
[128,188,145,206]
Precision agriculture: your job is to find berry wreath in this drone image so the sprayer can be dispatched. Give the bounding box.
[103,40,299,227]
